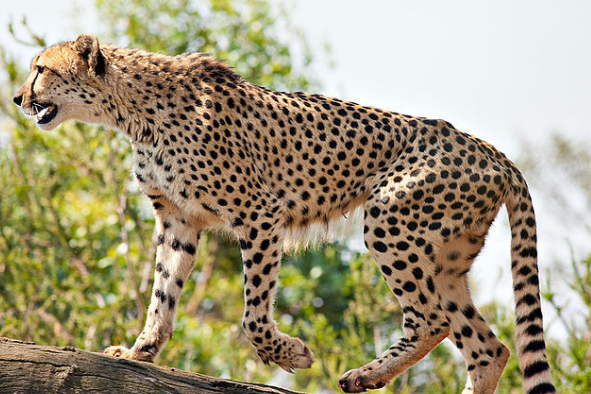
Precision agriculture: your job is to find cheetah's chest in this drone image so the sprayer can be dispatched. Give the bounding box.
[131,146,212,214]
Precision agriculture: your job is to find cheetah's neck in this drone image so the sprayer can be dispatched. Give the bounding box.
[98,46,242,145]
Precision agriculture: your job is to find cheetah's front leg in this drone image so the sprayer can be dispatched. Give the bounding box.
[239,225,313,372]
[104,198,203,361]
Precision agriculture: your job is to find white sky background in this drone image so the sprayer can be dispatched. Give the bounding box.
[2,0,590,339]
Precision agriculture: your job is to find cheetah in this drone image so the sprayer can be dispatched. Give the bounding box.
[14,34,556,394]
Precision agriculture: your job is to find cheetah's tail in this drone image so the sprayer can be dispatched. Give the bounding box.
[505,178,556,394]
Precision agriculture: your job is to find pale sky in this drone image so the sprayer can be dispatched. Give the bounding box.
[2,0,590,337]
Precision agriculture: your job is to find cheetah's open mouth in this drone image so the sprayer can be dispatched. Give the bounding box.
[32,102,58,125]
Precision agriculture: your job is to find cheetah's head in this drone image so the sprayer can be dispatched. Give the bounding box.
[13,34,107,131]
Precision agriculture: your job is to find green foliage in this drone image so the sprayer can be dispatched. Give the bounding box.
[543,254,591,393]
[486,251,591,394]
[1,1,589,393]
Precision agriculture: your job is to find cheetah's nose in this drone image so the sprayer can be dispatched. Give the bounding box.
[13,95,23,106]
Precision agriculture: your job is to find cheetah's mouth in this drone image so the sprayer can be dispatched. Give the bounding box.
[32,102,58,125]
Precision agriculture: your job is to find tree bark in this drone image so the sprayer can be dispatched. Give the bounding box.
[0,337,304,394]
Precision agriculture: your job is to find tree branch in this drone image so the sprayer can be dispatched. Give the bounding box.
[0,337,304,394]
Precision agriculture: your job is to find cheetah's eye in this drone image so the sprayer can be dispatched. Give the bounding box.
[37,65,45,74]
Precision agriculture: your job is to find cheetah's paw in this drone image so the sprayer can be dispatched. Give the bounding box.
[338,368,387,393]
[104,345,132,358]
[258,335,314,373]
[103,345,156,362]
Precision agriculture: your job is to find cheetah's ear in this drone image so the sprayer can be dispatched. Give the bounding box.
[74,34,106,76]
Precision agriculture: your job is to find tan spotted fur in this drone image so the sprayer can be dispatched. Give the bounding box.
[14,35,556,394]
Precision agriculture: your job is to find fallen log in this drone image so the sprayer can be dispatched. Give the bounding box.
[0,337,304,394]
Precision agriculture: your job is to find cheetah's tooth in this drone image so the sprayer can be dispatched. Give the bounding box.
[36,107,49,120]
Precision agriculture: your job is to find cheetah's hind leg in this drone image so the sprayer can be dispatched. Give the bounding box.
[338,195,450,393]
[436,230,510,394]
